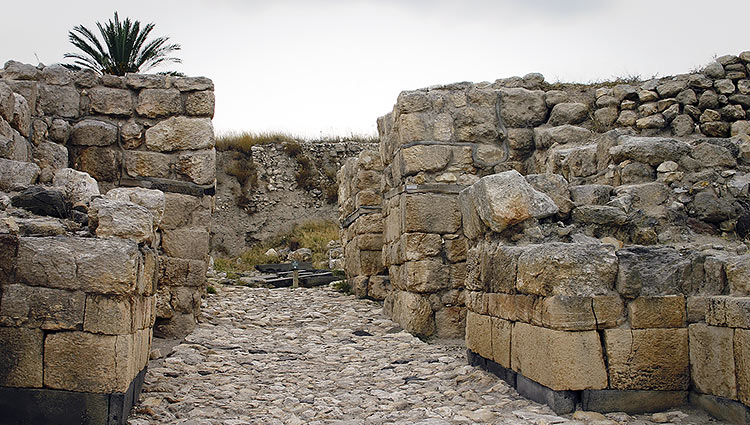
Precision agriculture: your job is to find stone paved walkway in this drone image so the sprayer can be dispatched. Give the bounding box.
[127,285,725,425]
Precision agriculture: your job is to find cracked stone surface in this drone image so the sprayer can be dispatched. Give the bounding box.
[127,285,727,425]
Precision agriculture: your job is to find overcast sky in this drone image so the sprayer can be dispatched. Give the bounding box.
[3,0,750,137]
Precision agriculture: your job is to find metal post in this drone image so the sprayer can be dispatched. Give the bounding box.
[292,260,299,288]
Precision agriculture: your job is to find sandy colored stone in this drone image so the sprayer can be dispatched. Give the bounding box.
[434,306,466,339]
[726,254,750,295]
[400,193,461,234]
[0,284,84,330]
[481,243,525,294]
[177,149,216,185]
[144,116,214,152]
[44,331,131,393]
[399,260,449,293]
[185,90,215,116]
[159,256,207,288]
[89,198,154,244]
[136,88,182,118]
[491,317,512,368]
[466,311,492,360]
[604,328,689,390]
[628,296,686,329]
[706,296,750,329]
[593,295,625,329]
[106,187,166,226]
[399,232,441,261]
[88,86,133,116]
[0,327,43,387]
[689,323,737,399]
[161,192,212,230]
[162,226,210,260]
[540,296,596,331]
[84,295,134,335]
[735,329,750,405]
[511,322,607,391]
[389,290,434,336]
[397,144,451,177]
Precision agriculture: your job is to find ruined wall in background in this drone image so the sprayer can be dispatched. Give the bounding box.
[0,60,216,339]
[337,150,389,300]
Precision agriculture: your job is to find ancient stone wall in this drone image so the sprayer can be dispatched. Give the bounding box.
[0,60,216,424]
[337,150,389,300]
[0,60,216,339]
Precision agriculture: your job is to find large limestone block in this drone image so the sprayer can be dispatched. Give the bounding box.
[360,250,384,275]
[16,236,139,294]
[177,148,216,184]
[83,295,133,335]
[161,192,211,230]
[400,260,450,293]
[0,82,14,122]
[44,331,131,393]
[604,328,689,390]
[616,246,692,298]
[689,323,737,399]
[481,243,526,293]
[706,296,750,329]
[399,232,441,261]
[498,88,548,128]
[525,173,574,215]
[466,311,492,360]
[185,90,215,117]
[52,168,99,204]
[511,322,607,391]
[70,119,117,146]
[144,116,214,152]
[12,93,30,137]
[470,170,558,233]
[609,136,691,165]
[516,243,618,297]
[548,103,588,126]
[458,185,485,240]
[37,84,79,118]
[161,227,210,260]
[540,296,596,331]
[105,187,165,226]
[158,256,206,288]
[173,76,214,91]
[0,234,18,282]
[0,158,39,191]
[736,329,750,405]
[74,145,120,182]
[0,327,43,387]
[123,150,172,179]
[88,86,133,116]
[396,144,451,177]
[491,317,513,368]
[136,88,182,118]
[89,198,154,244]
[0,284,85,330]
[726,255,750,295]
[435,306,466,339]
[628,296,686,328]
[390,290,434,336]
[400,193,461,234]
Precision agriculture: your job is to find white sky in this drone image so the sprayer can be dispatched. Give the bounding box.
[3,0,750,137]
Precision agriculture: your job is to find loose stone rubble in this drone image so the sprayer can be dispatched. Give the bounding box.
[128,284,727,425]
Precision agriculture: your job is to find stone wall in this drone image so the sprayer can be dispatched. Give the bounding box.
[0,60,216,339]
[337,150,389,300]
[0,60,216,424]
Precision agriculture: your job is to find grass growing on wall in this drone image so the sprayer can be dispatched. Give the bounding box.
[213,219,341,274]
[216,131,379,154]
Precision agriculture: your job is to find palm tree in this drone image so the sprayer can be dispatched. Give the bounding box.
[64,12,181,76]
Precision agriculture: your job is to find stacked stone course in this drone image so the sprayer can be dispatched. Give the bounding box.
[337,150,390,300]
[0,60,216,424]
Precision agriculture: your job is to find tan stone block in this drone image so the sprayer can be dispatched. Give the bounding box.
[0,234,18,283]
[481,243,525,294]
[735,329,750,405]
[354,170,381,192]
[491,317,512,368]
[541,296,596,331]
[487,293,517,321]
[449,261,466,289]
[465,291,488,315]
[88,86,132,116]
[0,284,84,330]
[161,226,210,260]
[185,90,215,117]
[161,193,212,230]
[511,322,607,391]
[400,233,441,261]
[444,236,467,263]
[390,290,434,336]
[171,286,200,314]
[357,233,384,251]
[124,150,171,179]
[367,275,390,301]
[136,88,182,118]
[158,256,206,288]
[396,113,429,144]
[145,116,214,152]
[137,246,158,296]
[401,193,461,234]
[689,323,737,399]
[84,295,133,335]
[706,296,750,328]
[628,296,686,328]
[466,311,492,359]
[687,296,709,323]
[44,331,130,393]
[0,327,43,387]
[435,306,466,339]
[360,250,385,276]
[397,144,451,177]
[591,295,625,329]
[177,149,216,185]
[604,328,689,390]
[383,209,401,243]
[355,189,381,208]
[401,260,450,293]
[515,295,542,324]
[726,254,750,295]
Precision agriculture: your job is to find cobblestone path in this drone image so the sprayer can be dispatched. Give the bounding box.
[127,285,724,425]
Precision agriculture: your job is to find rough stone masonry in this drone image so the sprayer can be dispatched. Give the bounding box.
[0,60,216,425]
[339,51,750,423]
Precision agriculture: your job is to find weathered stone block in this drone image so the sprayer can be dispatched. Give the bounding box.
[0,234,18,282]
[144,116,214,152]
[726,255,750,295]
[525,173,574,215]
[628,296,686,328]
[465,311,492,360]
[161,226,209,260]
[511,322,607,391]
[687,296,709,323]
[736,329,750,406]
[161,192,211,230]
[0,327,43,387]
[355,189,381,208]
[389,290,434,336]
[173,76,214,91]
[367,275,390,300]
[52,168,100,204]
[470,170,558,233]
[0,158,39,191]
[401,193,461,234]
[73,146,121,182]
[610,136,691,165]
[44,331,130,393]
[583,390,688,414]
[616,246,692,298]
[548,103,588,126]
[177,149,216,185]
[158,256,206,288]
[540,296,596,331]
[88,87,133,116]
[396,144,451,177]
[604,328,689,390]
[185,90,215,116]
[83,295,133,335]
[37,84,79,118]
[123,150,171,179]
[137,247,158,296]
[89,198,154,244]
[458,185,484,240]
[359,250,384,276]
[444,236,467,263]
[171,286,201,314]
[690,393,750,425]
[16,236,139,294]
[106,187,165,227]
[517,243,617,297]
[136,88,182,118]
[0,284,84,330]
[491,317,512,368]
[70,119,117,146]
[706,296,750,329]
[498,88,547,127]
[434,306,466,339]
[400,260,449,293]
[689,323,737,399]
[399,232,440,261]
[593,296,625,329]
